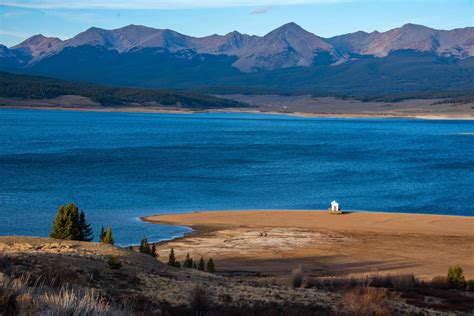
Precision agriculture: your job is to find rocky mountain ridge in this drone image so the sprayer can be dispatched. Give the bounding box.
[3,22,473,72]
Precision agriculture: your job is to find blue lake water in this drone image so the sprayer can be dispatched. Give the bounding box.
[0,109,473,245]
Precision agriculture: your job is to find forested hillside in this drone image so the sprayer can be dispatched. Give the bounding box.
[0,71,248,108]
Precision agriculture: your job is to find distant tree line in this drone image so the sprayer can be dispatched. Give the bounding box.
[0,71,248,109]
[336,90,474,104]
[2,71,472,107]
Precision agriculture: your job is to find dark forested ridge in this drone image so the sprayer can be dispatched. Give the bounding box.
[3,46,473,101]
[0,71,248,108]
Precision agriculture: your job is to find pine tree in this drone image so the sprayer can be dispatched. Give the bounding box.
[183,253,193,268]
[168,248,177,267]
[198,257,205,271]
[151,243,158,258]
[78,211,93,241]
[102,225,114,245]
[50,203,81,240]
[206,258,215,273]
[99,225,105,242]
[139,235,152,255]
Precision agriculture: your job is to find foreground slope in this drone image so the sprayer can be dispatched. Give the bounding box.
[0,237,336,314]
[1,234,472,315]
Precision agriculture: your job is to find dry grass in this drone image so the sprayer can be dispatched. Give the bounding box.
[0,272,114,315]
[2,237,471,315]
[41,286,110,315]
[0,237,337,315]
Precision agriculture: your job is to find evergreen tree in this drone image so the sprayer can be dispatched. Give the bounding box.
[151,243,158,258]
[183,253,193,268]
[102,225,114,245]
[206,258,215,273]
[139,235,152,255]
[193,262,197,269]
[78,211,93,241]
[168,248,177,267]
[99,225,105,242]
[198,257,205,271]
[50,203,81,240]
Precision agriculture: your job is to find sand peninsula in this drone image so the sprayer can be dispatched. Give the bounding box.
[144,210,474,279]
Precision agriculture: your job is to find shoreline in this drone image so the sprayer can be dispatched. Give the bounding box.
[2,105,473,120]
[140,208,474,244]
[143,209,474,236]
[143,210,474,278]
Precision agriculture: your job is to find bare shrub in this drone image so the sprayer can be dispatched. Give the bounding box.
[291,265,304,288]
[306,275,366,290]
[430,276,450,289]
[118,293,162,315]
[189,284,210,315]
[107,255,122,270]
[343,286,390,316]
[391,274,416,291]
[466,280,474,292]
[307,273,416,292]
[371,274,416,291]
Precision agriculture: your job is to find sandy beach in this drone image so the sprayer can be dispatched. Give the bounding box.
[144,210,474,279]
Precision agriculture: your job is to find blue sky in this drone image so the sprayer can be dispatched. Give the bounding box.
[0,0,473,47]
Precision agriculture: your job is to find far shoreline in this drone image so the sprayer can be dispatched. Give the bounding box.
[1,105,473,121]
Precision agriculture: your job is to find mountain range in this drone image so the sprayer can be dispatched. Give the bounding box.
[1,22,474,95]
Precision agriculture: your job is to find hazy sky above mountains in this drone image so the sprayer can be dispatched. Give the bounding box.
[0,0,472,46]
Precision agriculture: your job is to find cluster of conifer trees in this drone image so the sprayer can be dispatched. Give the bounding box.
[138,235,157,257]
[99,225,114,245]
[168,248,215,273]
[50,203,93,241]
[50,203,116,245]
[50,203,216,272]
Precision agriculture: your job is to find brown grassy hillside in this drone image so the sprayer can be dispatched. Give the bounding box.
[1,236,471,315]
